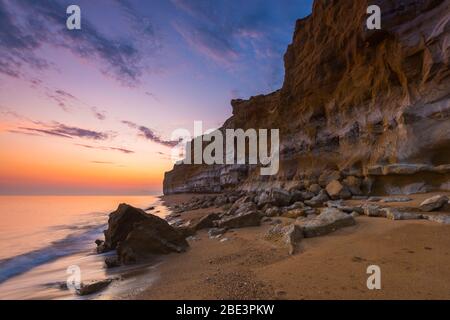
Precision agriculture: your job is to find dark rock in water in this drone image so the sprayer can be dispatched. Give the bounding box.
[217,211,261,229]
[95,239,104,246]
[103,204,188,264]
[94,239,108,254]
[192,213,221,231]
[105,256,121,268]
[145,206,155,211]
[76,279,113,296]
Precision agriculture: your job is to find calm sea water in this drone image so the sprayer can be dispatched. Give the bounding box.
[0,195,169,300]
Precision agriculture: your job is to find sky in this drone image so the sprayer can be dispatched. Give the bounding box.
[0,0,313,195]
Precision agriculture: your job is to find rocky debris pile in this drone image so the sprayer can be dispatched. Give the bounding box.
[95,204,188,266]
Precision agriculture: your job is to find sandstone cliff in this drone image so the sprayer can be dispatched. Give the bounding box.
[164,0,450,195]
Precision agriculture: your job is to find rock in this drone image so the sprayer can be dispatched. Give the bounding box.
[145,206,155,211]
[265,206,281,217]
[342,176,362,195]
[363,204,386,217]
[423,215,450,225]
[326,180,351,200]
[296,208,355,238]
[265,224,303,255]
[214,195,229,206]
[208,228,227,238]
[76,279,113,296]
[229,201,257,215]
[419,195,449,212]
[217,211,261,229]
[367,197,382,202]
[281,208,307,219]
[327,201,364,214]
[382,164,432,175]
[383,208,423,220]
[318,170,341,187]
[270,188,292,207]
[102,204,188,264]
[308,184,322,195]
[104,256,121,268]
[304,190,330,207]
[191,213,220,231]
[350,211,360,218]
[381,197,413,203]
[103,203,151,251]
[256,191,271,207]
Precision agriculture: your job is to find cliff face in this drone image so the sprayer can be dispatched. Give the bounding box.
[164,0,450,195]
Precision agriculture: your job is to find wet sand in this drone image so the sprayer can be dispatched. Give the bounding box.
[136,193,450,300]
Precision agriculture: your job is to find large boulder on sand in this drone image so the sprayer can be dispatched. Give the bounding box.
[104,204,188,264]
[419,195,449,212]
[296,208,355,238]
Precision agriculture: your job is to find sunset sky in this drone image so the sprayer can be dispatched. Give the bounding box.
[0,0,313,195]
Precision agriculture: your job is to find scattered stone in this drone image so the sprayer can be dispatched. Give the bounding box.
[76,279,113,296]
[266,224,303,255]
[381,197,413,203]
[296,208,356,238]
[423,215,450,224]
[419,195,449,212]
[281,208,306,219]
[305,190,330,207]
[382,208,423,220]
[367,197,382,202]
[308,184,322,195]
[343,176,362,195]
[326,180,351,200]
[191,213,220,231]
[270,188,292,207]
[220,238,229,243]
[208,228,227,238]
[318,170,341,187]
[363,204,386,217]
[104,256,120,268]
[265,206,281,217]
[218,211,261,229]
[350,211,360,218]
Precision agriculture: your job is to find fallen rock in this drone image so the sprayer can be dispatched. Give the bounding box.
[423,215,450,224]
[305,190,330,207]
[76,279,113,296]
[419,195,449,212]
[296,208,355,238]
[308,184,322,195]
[208,228,227,238]
[382,208,423,220]
[281,208,307,219]
[265,224,303,255]
[270,188,292,206]
[326,180,351,200]
[318,170,341,187]
[363,204,386,217]
[191,213,220,231]
[381,197,413,203]
[217,211,261,229]
[265,206,281,217]
[342,176,362,195]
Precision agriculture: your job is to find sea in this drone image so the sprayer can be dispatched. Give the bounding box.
[0,195,170,300]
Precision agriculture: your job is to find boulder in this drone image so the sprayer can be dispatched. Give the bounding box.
[265,206,281,217]
[318,170,341,187]
[208,227,227,238]
[296,208,355,238]
[305,190,330,207]
[102,204,188,264]
[217,211,262,229]
[383,208,423,220]
[419,195,449,212]
[104,256,121,268]
[326,180,352,200]
[423,214,450,225]
[266,224,303,255]
[308,184,322,195]
[270,188,292,206]
[281,208,307,219]
[104,203,150,250]
[381,197,413,203]
[363,204,386,217]
[342,176,362,195]
[191,213,220,231]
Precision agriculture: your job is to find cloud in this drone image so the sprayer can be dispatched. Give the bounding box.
[16,122,112,140]
[76,143,135,154]
[0,0,159,85]
[122,120,178,147]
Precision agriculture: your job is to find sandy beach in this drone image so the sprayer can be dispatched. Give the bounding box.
[135,193,450,300]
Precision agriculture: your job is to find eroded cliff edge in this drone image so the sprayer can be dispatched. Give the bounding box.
[164,0,450,195]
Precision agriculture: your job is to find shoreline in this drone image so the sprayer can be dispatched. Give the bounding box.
[132,192,450,300]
